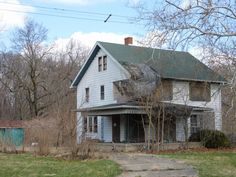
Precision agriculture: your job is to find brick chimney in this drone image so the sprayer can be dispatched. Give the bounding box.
[124,37,133,45]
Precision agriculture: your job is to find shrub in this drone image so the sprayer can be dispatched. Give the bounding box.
[188,132,201,142]
[188,129,231,148]
[76,139,96,160]
[201,129,231,148]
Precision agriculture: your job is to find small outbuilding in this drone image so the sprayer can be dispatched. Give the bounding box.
[0,120,24,146]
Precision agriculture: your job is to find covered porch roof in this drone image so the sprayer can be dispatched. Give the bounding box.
[76,102,213,117]
[77,103,146,116]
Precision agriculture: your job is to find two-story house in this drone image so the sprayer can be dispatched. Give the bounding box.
[71,37,226,144]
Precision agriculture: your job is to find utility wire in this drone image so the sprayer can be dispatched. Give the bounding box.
[0,1,136,20]
[0,8,136,24]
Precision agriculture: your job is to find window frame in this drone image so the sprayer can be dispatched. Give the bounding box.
[100,85,105,100]
[85,87,89,102]
[189,82,211,102]
[98,56,102,72]
[89,116,93,132]
[190,115,201,134]
[103,55,107,71]
[84,117,87,133]
[98,55,107,72]
[93,116,98,133]
[161,80,173,101]
[84,116,98,134]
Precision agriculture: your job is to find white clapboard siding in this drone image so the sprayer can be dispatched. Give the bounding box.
[75,46,223,143]
[176,117,186,142]
[171,81,222,141]
[102,116,112,142]
[76,49,129,143]
[77,49,129,109]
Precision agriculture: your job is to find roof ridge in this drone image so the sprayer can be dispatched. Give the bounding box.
[97,41,190,54]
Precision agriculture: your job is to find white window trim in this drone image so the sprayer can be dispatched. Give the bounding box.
[84,116,98,134]
[98,55,107,72]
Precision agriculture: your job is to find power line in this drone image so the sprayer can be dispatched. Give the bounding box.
[0,1,137,20]
[0,8,136,24]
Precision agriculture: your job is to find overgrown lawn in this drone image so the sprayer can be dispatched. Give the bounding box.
[0,153,121,177]
[159,151,236,177]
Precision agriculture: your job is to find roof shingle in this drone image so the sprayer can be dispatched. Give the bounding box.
[99,41,226,83]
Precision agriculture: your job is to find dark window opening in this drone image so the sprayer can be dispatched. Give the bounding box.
[89,117,93,132]
[101,85,105,100]
[85,87,89,102]
[98,57,102,72]
[94,116,98,133]
[190,115,201,134]
[84,117,87,132]
[103,56,107,71]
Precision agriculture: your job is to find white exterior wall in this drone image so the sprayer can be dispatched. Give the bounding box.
[171,81,222,141]
[76,114,101,143]
[76,49,129,143]
[76,112,83,143]
[77,49,129,109]
[176,117,186,142]
[102,116,112,142]
[75,46,223,143]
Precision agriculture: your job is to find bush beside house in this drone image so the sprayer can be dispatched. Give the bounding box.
[189,129,231,148]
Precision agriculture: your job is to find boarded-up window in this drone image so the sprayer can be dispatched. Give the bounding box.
[157,80,173,100]
[162,80,173,100]
[189,82,211,101]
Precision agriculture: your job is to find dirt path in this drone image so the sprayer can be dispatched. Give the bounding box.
[110,153,198,177]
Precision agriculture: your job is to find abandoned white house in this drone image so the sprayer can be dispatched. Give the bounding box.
[71,38,226,144]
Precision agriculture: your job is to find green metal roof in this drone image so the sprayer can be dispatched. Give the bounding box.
[71,41,227,87]
[99,41,226,83]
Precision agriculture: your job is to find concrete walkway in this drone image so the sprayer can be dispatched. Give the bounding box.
[110,153,198,177]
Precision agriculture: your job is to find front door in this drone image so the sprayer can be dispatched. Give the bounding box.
[112,115,120,143]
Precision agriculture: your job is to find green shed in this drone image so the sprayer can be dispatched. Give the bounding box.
[0,120,25,146]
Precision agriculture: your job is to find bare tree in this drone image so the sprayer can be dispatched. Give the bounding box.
[134,0,236,138]
[0,20,88,120]
[2,19,51,118]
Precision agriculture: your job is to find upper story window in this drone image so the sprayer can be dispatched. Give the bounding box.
[98,57,102,72]
[156,80,173,101]
[189,82,211,102]
[85,87,89,102]
[161,80,173,100]
[103,56,107,71]
[100,85,105,100]
[98,55,107,72]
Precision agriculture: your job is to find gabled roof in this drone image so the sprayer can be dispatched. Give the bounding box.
[71,41,226,87]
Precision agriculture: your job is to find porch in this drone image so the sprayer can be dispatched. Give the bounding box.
[78,103,214,144]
